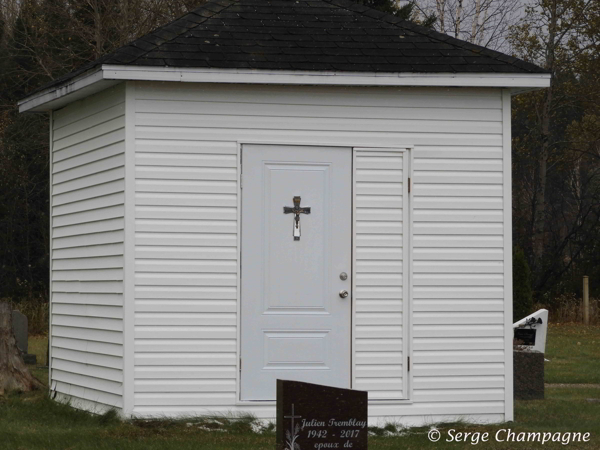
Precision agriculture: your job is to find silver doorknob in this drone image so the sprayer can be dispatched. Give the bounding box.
[339,290,349,299]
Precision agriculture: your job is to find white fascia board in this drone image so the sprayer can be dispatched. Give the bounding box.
[103,65,551,88]
[18,68,119,113]
[20,64,551,112]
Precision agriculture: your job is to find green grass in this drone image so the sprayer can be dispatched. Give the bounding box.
[2,386,598,450]
[28,335,48,367]
[28,335,49,384]
[544,324,600,384]
[0,391,276,449]
[3,328,597,449]
[370,388,600,448]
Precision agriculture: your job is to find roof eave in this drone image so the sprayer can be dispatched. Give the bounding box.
[18,67,120,113]
[19,65,551,112]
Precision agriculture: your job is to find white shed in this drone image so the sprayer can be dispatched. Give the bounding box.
[20,0,550,425]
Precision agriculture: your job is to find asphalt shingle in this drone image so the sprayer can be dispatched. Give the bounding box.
[31,0,548,95]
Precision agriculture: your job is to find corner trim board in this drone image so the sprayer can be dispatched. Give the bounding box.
[48,110,53,388]
[122,81,136,416]
[502,89,515,421]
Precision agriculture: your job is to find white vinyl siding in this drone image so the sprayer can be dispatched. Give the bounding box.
[50,84,125,411]
[353,149,408,400]
[133,129,238,408]
[130,82,509,424]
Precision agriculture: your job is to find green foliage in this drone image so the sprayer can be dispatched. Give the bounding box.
[514,246,534,321]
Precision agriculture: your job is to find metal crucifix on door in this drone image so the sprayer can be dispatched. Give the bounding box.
[283,196,311,241]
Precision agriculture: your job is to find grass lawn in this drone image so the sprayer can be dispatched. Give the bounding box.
[544,324,600,384]
[1,329,597,450]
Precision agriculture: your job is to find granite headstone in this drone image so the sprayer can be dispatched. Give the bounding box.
[12,310,28,354]
[513,310,547,400]
[12,310,36,364]
[276,380,368,450]
[514,350,544,400]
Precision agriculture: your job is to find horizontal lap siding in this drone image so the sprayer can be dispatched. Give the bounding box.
[51,84,125,410]
[354,150,406,400]
[133,134,238,407]
[412,123,506,409]
[133,82,506,420]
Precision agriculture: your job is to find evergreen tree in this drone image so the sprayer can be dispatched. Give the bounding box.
[513,247,534,321]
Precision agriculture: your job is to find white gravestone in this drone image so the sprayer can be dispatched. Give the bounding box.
[513,309,549,353]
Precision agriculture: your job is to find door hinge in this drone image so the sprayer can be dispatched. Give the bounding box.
[408,177,411,193]
[240,174,243,189]
[239,358,242,372]
[408,356,411,372]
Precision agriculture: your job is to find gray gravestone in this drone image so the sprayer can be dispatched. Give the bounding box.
[12,310,28,353]
[12,310,36,364]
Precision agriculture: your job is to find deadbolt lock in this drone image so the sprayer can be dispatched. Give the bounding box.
[339,290,349,299]
[340,272,348,281]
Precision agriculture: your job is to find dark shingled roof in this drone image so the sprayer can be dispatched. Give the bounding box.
[33,0,548,94]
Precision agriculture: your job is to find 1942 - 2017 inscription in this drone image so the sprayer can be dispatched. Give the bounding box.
[276,380,368,450]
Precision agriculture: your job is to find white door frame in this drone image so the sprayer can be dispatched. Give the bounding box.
[234,141,413,405]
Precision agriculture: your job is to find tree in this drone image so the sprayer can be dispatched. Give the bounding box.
[355,0,437,27]
[0,302,42,393]
[509,0,600,298]
[513,247,533,321]
[0,0,206,302]
[417,0,522,49]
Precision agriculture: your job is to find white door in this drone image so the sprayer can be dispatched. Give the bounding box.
[241,144,352,401]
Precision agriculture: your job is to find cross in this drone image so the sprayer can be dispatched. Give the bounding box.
[284,403,302,448]
[283,196,311,241]
[284,403,302,421]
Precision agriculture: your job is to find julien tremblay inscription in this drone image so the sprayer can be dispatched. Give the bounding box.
[276,379,368,450]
